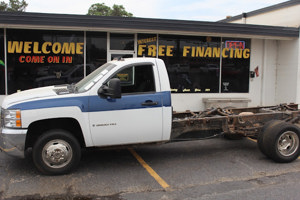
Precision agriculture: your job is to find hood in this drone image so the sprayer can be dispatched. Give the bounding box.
[2,86,59,109]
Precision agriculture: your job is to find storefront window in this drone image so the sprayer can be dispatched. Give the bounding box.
[86,32,107,73]
[137,34,157,57]
[0,29,5,94]
[110,33,134,50]
[6,29,84,94]
[221,38,251,93]
[138,34,251,94]
[4,28,251,95]
[159,35,221,93]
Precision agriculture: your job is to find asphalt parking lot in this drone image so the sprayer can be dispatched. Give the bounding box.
[1,137,300,200]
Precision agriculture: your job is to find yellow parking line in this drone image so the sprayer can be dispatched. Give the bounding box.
[128,148,170,189]
[0,146,16,152]
[247,137,257,143]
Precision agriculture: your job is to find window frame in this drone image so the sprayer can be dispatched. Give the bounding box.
[105,63,157,96]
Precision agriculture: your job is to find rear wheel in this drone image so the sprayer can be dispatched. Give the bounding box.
[257,120,284,156]
[32,129,81,175]
[260,121,300,163]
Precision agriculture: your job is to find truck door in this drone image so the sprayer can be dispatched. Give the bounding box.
[89,64,164,146]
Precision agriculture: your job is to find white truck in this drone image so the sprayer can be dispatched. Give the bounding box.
[1,58,300,175]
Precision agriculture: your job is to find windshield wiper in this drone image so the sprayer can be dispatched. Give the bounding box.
[74,85,79,93]
[67,83,76,93]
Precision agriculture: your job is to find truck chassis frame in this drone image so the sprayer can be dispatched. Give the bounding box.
[171,104,300,140]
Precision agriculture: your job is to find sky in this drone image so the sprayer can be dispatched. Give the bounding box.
[14,0,288,21]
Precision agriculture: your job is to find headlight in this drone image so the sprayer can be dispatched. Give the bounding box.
[3,109,22,128]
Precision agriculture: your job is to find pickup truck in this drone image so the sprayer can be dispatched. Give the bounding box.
[1,58,300,175]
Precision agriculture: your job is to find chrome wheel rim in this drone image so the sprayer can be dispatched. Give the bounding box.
[277,131,299,157]
[42,139,73,169]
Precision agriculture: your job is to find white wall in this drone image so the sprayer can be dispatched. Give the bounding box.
[276,38,299,104]
[249,39,263,106]
[230,4,300,27]
[259,39,278,106]
[171,93,252,112]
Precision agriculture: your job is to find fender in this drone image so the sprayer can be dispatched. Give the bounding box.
[7,96,94,147]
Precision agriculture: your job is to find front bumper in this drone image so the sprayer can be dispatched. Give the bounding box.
[0,128,27,158]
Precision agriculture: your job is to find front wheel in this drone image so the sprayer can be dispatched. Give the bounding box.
[260,122,300,163]
[32,129,81,175]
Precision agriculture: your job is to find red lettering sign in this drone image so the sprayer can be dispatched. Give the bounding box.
[225,41,245,49]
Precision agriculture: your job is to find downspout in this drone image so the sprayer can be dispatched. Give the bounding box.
[242,13,247,24]
[260,39,266,106]
[296,27,300,104]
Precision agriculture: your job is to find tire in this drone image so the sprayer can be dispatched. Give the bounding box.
[32,129,81,175]
[262,122,300,163]
[257,120,284,156]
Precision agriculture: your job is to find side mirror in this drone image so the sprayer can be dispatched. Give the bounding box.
[98,78,121,99]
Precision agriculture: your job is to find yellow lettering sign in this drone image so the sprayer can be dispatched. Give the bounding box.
[138,37,157,45]
[138,45,147,56]
[52,42,61,54]
[33,42,41,54]
[148,45,156,57]
[166,46,174,56]
[62,42,75,54]
[8,41,23,53]
[7,41,84,55]
[76,43,84,54]
[23,42,32,54]
[243,48,250,59]
[42,42,51,54]
[183,46,190,57]
[158,45,166,56]
[138,44,250,59]
[196,47,205,57]
[204,47,212,57]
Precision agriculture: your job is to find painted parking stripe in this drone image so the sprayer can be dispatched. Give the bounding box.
[128,148,170,189]
[0,146,16,152]
[247,137,257,143]
[247,137,300,160]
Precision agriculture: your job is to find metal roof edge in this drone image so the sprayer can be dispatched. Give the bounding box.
[0,11,298,39]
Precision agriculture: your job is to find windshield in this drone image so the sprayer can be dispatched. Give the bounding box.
[75,62,116,93]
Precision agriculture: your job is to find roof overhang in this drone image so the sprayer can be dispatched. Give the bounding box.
[0,11,298,40]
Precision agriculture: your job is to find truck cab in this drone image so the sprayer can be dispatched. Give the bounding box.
[0,58,172,175]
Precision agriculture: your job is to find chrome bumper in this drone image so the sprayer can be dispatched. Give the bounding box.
[0,128,27,158]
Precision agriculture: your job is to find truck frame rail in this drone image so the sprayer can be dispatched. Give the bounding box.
[171,104,300,140]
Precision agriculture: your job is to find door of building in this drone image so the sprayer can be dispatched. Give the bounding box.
[107,33,136,61]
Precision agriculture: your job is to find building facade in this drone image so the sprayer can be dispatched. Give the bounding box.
[0,11,299,111]
[220,0,300,27]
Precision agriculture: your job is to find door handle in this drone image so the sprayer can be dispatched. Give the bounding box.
[141,100,158,106]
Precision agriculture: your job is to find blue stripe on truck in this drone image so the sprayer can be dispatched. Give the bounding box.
[8,91,171,112]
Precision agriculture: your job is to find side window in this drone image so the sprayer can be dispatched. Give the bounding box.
[113,65,155,94]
